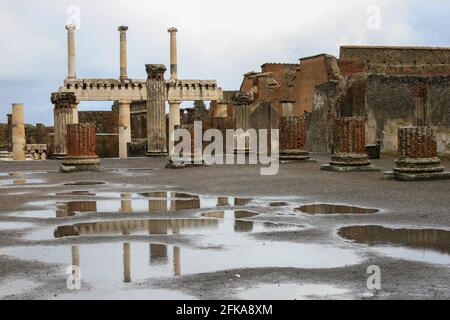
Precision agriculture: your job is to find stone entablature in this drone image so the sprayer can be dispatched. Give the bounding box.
[58,78,223,102]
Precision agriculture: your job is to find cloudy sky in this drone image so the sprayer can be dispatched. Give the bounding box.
[0,0,449,125]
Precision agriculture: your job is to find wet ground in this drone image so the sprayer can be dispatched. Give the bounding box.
[0,154,449,300]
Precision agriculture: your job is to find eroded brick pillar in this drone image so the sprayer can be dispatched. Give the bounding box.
[279,116,310,161]
[322,117,378,171]
[60,123,102,172]
[386,126,450,181]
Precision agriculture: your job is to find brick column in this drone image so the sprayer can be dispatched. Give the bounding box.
[279,115,311,161]
[145,64,168,157]
[322,117,378,171]
[51,92,78,159]
[60,123,102,172]
[385,126,450,181]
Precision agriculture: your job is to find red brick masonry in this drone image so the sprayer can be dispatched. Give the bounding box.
[66,123,97,157]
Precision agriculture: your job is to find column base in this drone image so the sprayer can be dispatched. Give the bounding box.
[60,156,103,173]
[384,157,449,181]
[384,170,450,181]
[321,164,380,172]
[145,151,168,157]
[54,153,67,160]
[165,155,206,169]
[279,150,313,162]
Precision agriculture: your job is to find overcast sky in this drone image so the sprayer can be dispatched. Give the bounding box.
[0,0,449,125]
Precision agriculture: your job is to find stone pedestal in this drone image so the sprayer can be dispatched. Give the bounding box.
[279,116,312,161]
[145,64,168,157]
[384,126,450,181]
[12,104,26,161]
[322,117,379,172]
[51,92,78,159]
[61,123,102,173]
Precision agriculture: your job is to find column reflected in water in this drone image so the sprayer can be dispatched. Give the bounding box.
[123,243,131,283]
[120,193,133,213]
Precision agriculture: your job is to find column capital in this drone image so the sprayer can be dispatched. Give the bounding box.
[232,92,252,105]
[118,25,129,32]
[145,64,167,78]
[167,27,178,33]
[66,24,77,31]
[51,92,78,107]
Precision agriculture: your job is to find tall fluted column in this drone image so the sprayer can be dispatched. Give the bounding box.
[118,26,128,80]
[118,100,131,159]
[145,64,168,156]
[66,24,76,79]
[51,92,78,159]
[167,27,178,80]
[12,103,26,161]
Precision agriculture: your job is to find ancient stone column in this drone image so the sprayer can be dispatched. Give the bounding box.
[384,127,450,181]
[6,114,12,152]
[168,101,181,156]
[322,117,378,171]
[118,100,131,159]
[51,92,78,159]
[411,83,429,127]
[66,24,77,80]
[233,93,252,154]
[279,115,311,161]
[118,26,128,81]
[60,123,102,173]
[145,64,168,157]
[167,27,178,80]
[12,103,26,161]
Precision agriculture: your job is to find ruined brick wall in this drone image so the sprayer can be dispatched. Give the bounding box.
[291,55,337,116]
[365,75,450,156]
[340,46,450,65]
[130,101,147,140]
[0,123,7,150]
[79,111,119,134]
[308,80,340,153]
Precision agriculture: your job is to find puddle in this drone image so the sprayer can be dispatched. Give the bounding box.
[0,222,34,230]
[12,192,254,219]
[338,225,450,265]
[55,191,96,197]
[297,204,379,215]
[270,202,289,207]
[0,179,45,186]
[25,210,293,241]
[237,283,350,300]
[64,181,106,186]
[202,210,259,219]
[5,239,361,289]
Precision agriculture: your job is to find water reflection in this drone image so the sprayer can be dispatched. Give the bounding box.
[54,219,219,238]
[338,225,450,254]
[297,204,379,215]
